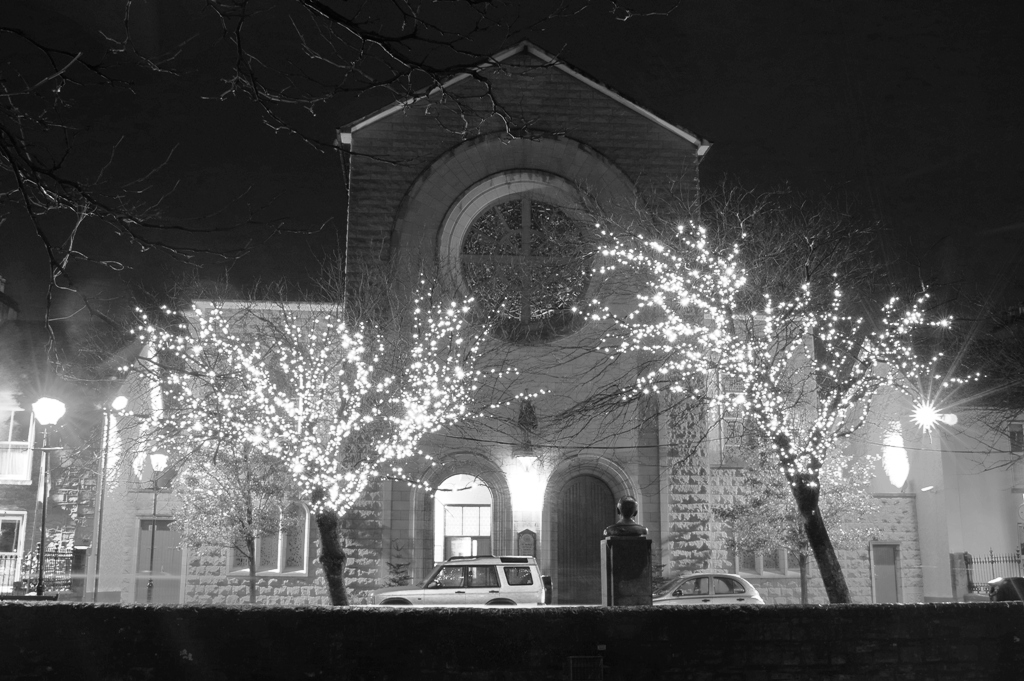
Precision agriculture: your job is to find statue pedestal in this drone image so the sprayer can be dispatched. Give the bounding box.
[600,537,652,606]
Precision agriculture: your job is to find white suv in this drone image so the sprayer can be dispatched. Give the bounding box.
[372,555,550,606]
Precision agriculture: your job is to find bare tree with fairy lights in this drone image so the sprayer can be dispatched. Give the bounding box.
[133,280,505,605]
[597,222,960,603]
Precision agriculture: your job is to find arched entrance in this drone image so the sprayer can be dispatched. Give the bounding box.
[555,475,616,604]
[433,474,493,563]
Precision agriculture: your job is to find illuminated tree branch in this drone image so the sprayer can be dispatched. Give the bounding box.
[134,281,499,604]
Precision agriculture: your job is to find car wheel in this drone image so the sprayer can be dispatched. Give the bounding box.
[379,599,412,605]
[485,599,517,607]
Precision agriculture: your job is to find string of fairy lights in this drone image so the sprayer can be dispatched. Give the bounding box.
[134,283,510,516]
[594,221,973,495]
[129,222,977,521]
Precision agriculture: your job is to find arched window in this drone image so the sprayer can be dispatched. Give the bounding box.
[433,475,492,563]
[441,172,594,344]
[229,502,310,576]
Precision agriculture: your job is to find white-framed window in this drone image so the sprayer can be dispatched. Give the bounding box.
[228,502,310,576]
[443,504,492,559]
[713,372,757,467]
[433,474,493,563]
[0,512,26,593]
[0,408,34,484]
[735,547,802,577]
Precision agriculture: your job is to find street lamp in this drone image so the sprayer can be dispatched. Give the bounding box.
[92,395,127,602]
[911,401,958,432]
[31,397,66,597]
[145,452,168,604]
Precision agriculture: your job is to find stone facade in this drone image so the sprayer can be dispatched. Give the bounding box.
[92,42,940,608]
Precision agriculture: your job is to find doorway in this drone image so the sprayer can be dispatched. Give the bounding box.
[556,475,615,604]
[871,543,901,603]
[134,519,182,604]
[434,475,492,564]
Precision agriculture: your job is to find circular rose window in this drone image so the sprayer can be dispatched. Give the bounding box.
[461,193,592,343]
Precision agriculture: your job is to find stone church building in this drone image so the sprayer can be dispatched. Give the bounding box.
[91,42,1023,607]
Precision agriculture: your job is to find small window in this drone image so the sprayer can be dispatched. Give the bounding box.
[428,566,465,589]
[713,576,747,595]
[0,409,33,483]
[0,515,24,593]
[734,546,800,576]
[714,373,757,467]
[443,504,491,559]
[738,549,757,573]
[504,566,534,586]
[467,566,499,588]
[0,518,20,553]
[1010,423,1023,453]
[678,577,709,596]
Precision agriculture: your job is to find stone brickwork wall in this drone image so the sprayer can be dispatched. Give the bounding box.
[664,404,712,575]
[339,483,384,604]
[2,603,1021,680]
[184,547,329,607]
[180,487,384,606]
[702,465,923,604]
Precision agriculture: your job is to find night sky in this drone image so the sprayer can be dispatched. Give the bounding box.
[3,0,1022,324]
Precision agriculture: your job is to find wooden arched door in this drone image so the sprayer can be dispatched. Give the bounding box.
[556,475,616,604]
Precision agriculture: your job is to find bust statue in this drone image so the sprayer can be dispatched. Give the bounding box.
[603,495,648,537]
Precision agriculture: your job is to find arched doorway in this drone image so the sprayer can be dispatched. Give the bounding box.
[433,474,493,563]
[556,475,615,604]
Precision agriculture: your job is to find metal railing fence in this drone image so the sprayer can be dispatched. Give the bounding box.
[1,549,73,593]
[964,549,1024,593]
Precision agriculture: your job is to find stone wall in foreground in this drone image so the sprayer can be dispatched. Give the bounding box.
[1,602,1021,680]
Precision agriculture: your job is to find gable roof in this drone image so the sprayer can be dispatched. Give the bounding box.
[338,41,711,156]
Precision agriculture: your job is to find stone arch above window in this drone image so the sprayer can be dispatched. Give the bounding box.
[389,134,636,281]
[418,456,514,558]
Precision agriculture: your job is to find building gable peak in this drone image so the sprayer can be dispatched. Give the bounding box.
[338,40,709,155]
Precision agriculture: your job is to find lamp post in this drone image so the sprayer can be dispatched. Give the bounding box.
[92,395,127,602]
[145,452,168,604]
[31,397,66,597]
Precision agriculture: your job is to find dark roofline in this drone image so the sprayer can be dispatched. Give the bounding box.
[337,41,710,155]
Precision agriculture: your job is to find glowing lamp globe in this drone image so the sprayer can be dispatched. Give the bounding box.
[111,395,129,412]
[149,453,169,473]
[911,402,957,431]
[32,397,66,426]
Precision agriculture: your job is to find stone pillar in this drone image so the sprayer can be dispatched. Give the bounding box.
[600,537,653,606]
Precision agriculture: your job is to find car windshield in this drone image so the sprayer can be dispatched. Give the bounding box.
[421,566,444,588]
[653,577,686,598]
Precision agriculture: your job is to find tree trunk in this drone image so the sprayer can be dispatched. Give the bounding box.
[791,482,851,603]
[799,552,809,605]
[246,537,257,605]
[315,508,348,606]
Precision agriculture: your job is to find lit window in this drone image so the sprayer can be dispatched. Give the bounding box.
[443,504,491,558]
[734,547,800,576]
[0,409,33,483]
[1010,423,1023,453]
[0,514,25,593]
[461,193,592,343]
[228,502,310,576]
[716,373,757,467]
